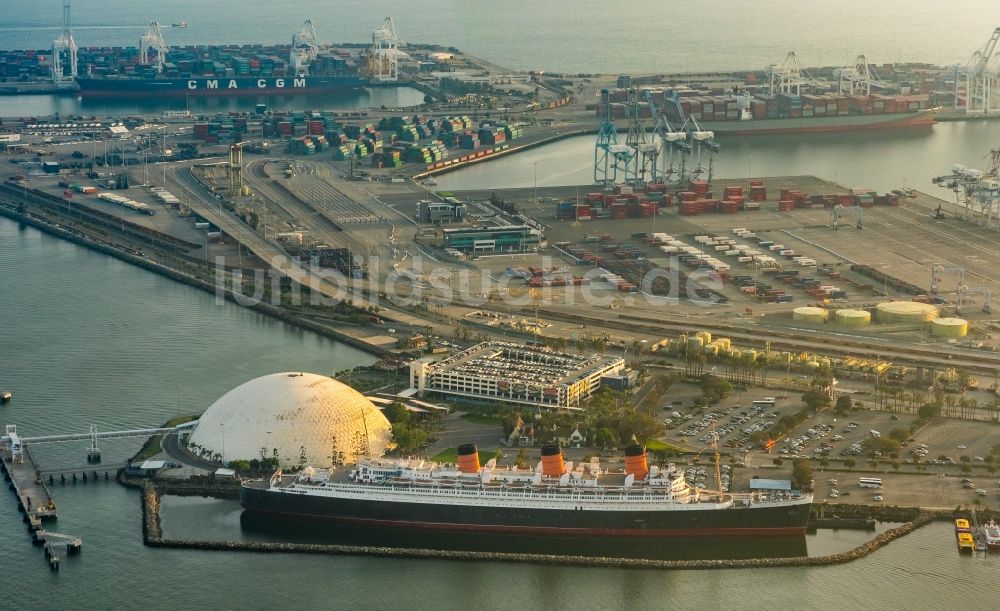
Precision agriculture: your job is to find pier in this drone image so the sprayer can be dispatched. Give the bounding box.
[1,425,72,569]
[0,420,198,569]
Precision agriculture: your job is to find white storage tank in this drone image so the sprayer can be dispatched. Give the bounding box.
[834,309,871,327]
[930,317,968,338]
[793,306,829,324]
[875,301,939,324]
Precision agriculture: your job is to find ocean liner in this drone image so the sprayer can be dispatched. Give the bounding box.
[241,444,812,537]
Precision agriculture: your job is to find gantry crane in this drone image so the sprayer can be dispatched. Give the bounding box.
[370,17,405,82]
[594,88,632,185]
[679,114,720,181]
[956,27,1000,115]
[51,1,78,85]
[768,51,809,95]
[291,19,319,76]
[623,88,658,185]
[643,89,689,183]
[831,203,863,230]
[139,22,168,73]
[933,150,1000,227]
[838,54,880,96]
[957,285,992,315]
[930,264,965,295]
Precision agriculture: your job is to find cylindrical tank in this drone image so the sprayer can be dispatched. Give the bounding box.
[540,444,564,477]
[704,344,718,357]
[687,336,704,351]
[834,309,871,327]
[793,306,829,323]
[876,301,939,323]
[696,331,713,344]
[716,337,731,351]
[624,444,649,480]
[457,444,481,474]
[729,348,742,360]
[931,317,968,338]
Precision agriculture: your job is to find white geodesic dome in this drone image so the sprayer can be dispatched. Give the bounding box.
[188,372,392,468]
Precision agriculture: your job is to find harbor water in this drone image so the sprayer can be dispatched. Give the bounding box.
[3,0,999,117]
[434,120,1000,196]
[2,215,1000,608]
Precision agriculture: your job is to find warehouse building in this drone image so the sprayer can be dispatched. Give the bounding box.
[441,225,543,253]
[408,341,626,409]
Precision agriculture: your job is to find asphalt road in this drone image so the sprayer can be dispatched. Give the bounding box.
[161,431,221,471]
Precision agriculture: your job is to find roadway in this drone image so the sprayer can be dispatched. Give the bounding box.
[162,161,439,331]
[161,431,221,471]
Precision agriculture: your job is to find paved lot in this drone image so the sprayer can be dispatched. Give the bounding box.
[426,411,505,456]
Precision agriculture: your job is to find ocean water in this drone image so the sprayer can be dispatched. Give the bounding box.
[3,0,999,73]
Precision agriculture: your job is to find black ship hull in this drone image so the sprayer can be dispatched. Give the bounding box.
[241,486,811,537]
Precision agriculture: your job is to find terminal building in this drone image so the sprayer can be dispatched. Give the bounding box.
[408,342,627,409]
[441,225,543,254]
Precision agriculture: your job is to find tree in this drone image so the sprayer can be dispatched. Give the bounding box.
[844,459,856,470]
[791,458,813,491]
[698,374,733,404]
[802,389,831,411]
[960,455,971,464]
[834,395,853,416]
[385,401,411,425]
[594,427,616,450]
[862,436,901,455]
[918,402,942,421]
[772,458,784,467]
[888,428,909,443]
[392,423,429,454]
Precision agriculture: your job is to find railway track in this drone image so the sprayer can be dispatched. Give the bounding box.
[520,306,1000,375]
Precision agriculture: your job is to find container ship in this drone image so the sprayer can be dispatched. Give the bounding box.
[598,88,938,136]
[72,21,366,98]
[241,444,813,537]
[76,74,365,98]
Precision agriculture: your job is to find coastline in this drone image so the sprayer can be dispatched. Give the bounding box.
[0,203,394,359]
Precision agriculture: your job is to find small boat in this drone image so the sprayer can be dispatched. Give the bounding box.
[172,22,187,28]
[982,520,1000,551]
[955,518,971,533]
[0,391,11,403]
[957,532,975,553]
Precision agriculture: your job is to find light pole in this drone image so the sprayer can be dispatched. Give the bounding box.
[533,161,538,205]
[220,423,225,464]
